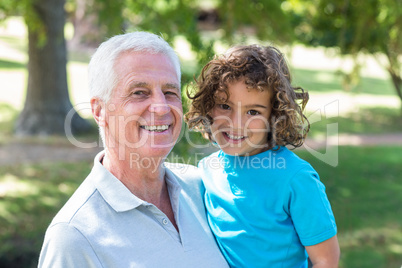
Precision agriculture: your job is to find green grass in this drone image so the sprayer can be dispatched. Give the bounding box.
[293,68,396,96]
[0,103,18,140]
[0,35,27,55]
[293,68,345,93]
[296,146,402,268]
[307,107,402,138]
[0,161,93,267]
[0,59,25,69]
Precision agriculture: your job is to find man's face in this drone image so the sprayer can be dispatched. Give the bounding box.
[103,52,182,159]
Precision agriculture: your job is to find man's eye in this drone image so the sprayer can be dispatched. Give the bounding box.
[165,91,178,96]
[247,110,260,115]
[219,104,230,110]
[132,90,146,95]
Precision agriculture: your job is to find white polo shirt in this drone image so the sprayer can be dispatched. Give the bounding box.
[38,151,228,268]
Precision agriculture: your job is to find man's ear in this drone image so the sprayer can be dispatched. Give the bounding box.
[91,98,105,127]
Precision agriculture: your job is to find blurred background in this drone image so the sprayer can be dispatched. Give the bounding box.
[0,0,401,267]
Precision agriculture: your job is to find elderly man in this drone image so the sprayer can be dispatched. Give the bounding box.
[38,32,228,267]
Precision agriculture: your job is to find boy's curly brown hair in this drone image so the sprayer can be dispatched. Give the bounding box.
[185,44,310,149]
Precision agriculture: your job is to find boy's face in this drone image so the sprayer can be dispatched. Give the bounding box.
[210,80,273,156]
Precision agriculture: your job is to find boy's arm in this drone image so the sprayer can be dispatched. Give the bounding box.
[305,235,340,268]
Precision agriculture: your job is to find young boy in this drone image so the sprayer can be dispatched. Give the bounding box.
[185,45,340,267]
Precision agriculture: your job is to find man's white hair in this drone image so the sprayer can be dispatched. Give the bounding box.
[89,31,181,103]
[88,32,181,146]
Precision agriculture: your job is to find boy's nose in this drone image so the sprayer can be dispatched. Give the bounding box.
[230,111,244,129]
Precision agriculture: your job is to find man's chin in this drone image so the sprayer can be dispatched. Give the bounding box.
[126,144,174,156]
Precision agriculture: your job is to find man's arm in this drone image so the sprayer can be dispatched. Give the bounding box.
[39,223,102,268]
[305,235,340,268]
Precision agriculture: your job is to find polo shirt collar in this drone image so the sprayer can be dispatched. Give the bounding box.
[164,166,183,217]
[90,151,145,212]
[90,151,183,213]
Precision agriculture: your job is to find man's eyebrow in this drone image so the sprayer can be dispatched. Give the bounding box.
[129,81,150,89]
[162,83,181,91]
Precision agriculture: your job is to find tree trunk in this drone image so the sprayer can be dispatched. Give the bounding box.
[389,71,402,102]
[15,0,91,136]
[384,49,402,113]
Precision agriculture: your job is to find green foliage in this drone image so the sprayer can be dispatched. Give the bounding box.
[97,0,126,36]
[215,0,293,44]
[91,0,295,69]
[125,0,213,63]
[289,0,402,101]
[0,0,48,46]
[0,0,21,17]
[292,0,400,55]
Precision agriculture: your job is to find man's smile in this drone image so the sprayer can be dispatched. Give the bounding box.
[140,124,171,132]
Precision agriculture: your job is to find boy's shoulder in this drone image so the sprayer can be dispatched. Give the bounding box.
[250,147,318,182]
[276,147,321,185]
[277,147,313,168]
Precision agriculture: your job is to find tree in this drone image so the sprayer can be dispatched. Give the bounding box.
[0,0,91,136]
[291,0,402,104]
[67,0,106,50]
[124,0,293,60]
[1,0,295,136]
[66,0,126,50]
[50,0,296,106]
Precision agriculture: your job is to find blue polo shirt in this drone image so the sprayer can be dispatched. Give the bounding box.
[199,147,337,267]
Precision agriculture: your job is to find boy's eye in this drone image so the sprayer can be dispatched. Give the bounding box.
[247,110,260,116]
[219,104,231,110]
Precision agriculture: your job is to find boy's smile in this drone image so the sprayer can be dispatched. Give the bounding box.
[210,80,273,156]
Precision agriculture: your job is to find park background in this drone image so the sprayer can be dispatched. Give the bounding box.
[0,0,401,267]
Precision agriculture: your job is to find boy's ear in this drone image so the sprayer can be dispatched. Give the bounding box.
[90,98,105,127]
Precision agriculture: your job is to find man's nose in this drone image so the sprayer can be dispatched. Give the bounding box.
[149,92,171,115]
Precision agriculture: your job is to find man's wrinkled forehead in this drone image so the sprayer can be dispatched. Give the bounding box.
[115,51,180,80]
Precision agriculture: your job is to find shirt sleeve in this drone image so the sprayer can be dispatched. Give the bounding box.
[38,223,103,268]
[287,166,337,246]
